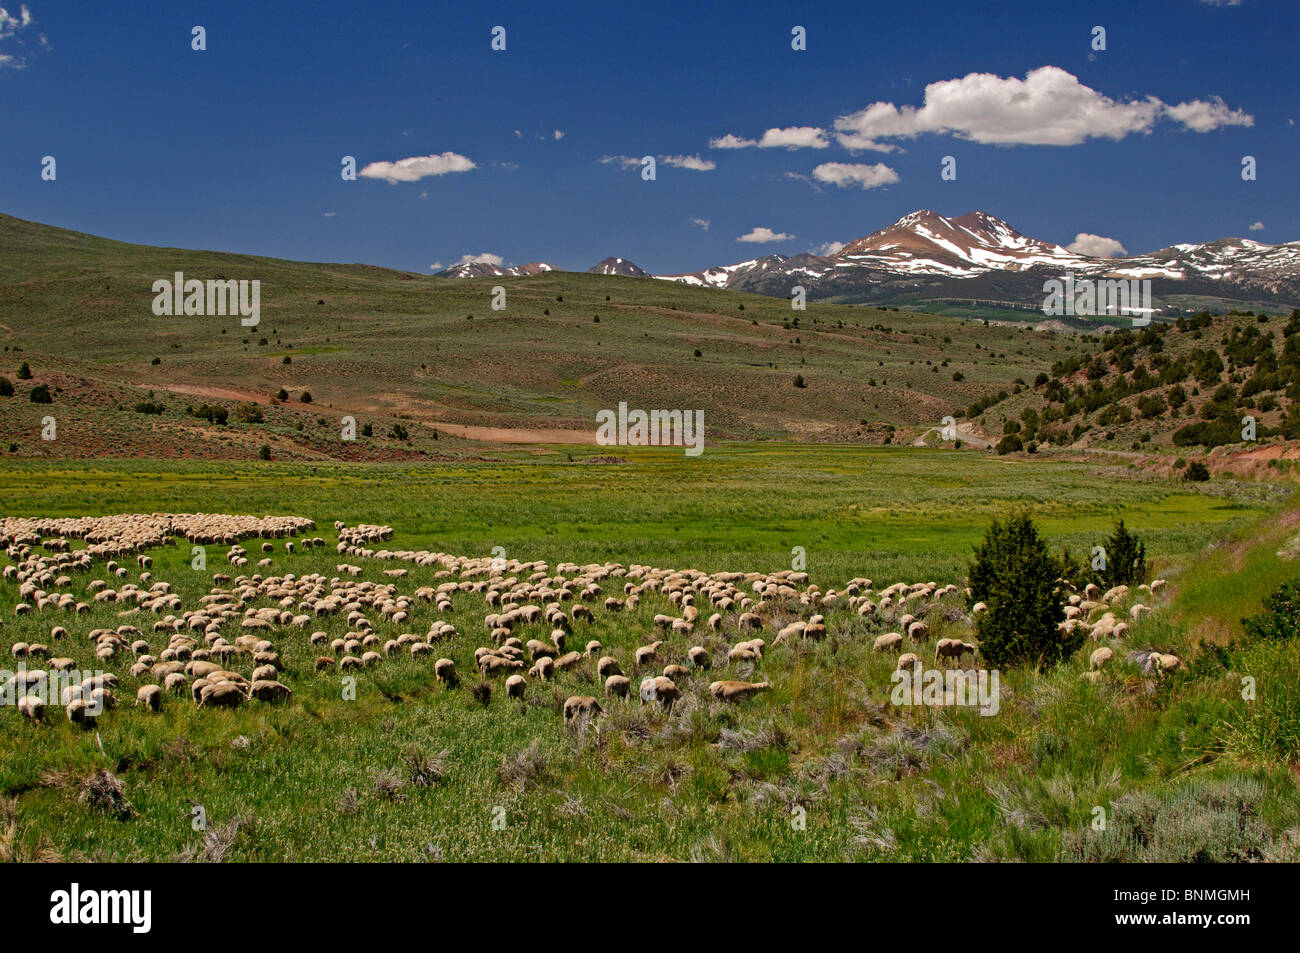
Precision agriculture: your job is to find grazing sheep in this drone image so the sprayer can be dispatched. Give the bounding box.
[775,621,806,644]
[199,682,245,707]
[1130,604,1151,622]
[738,612,763,631]
[688,646,711,669]
[314,656,336,672]
[907,620,929,640]
[66,699,96,726]
[505,674,526,699]
[584,640,602,656]
[251,664,279,683]
[873,633,904,653]
[597,656,622,678]
[634,641,663,670]
[434,658,457,687]
[526,639,558,661]
[663,664,690,682]
[553,651,583,671]
[480,655,524,676]
[639,676,679,708]
[136,685,162,711]
[1089,646,1114,670]
[249,680,292,702]
[896,652,921,670]
[529,656,555,680]
[339,655,363,671]
[604,674,630,698]
[18,695,43,721]
[1153,652,1182,674]
[934,639,976,665]
[708,680,770,703]
[563,695,603,723]
[707,613,722,632]
[727,644,760,664]
[164,672,188,693]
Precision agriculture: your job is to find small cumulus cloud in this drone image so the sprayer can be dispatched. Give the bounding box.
[709,134,756,149]
[359,151,476,184]
[690,217,710,231]
[710,127,829,150]
[322,212,337,218]
[553,129,565,140]
[437,253,505,271]
[737,226,794,244]
[811,162,900,189]
[1249,221,1265,231]
[1067,233,1128,257]
[660,154,716,171]
[1164,96,1253,132]
[600,154,716,171]
[812,240,845,256]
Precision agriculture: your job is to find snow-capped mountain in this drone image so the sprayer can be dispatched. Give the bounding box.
[588,257,651,277]
[435,211,1300,310]
[656,210,1300,308]
[833,210,1091,277]
[436,260,557,278]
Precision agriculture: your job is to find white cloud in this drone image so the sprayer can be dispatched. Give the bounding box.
[1200,0,1244,6]
[601,154,715,171]
[758,126,830,149]
[660,154,716,171]
[737,226,794,244]
[710,133,757,149]
[322,211,336,218]
[0,5,28,38]
[812,240,845,256]
[690,217,710,231]
[447,253,504,268]
[811,161,899,190]
[1249,221,1265,231]
[429,262,443,272]
[711,127,830,150]
[553,129,565,140]
[1067,233,1128,257]
[0,4,37,68]
[359,151,476,184]
[1164,96,1253,132]
[832,66,1252,150]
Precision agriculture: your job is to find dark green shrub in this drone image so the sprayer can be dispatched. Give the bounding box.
[967,512,1072,669]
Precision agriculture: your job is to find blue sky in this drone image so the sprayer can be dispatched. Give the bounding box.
[1,0,1294,275]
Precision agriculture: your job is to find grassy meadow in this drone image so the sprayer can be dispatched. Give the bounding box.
[2,446,1299,862]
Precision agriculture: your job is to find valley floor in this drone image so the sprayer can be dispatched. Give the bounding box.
[1,446,1297,861]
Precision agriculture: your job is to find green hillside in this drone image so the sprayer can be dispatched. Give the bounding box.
[0,213,1089,460]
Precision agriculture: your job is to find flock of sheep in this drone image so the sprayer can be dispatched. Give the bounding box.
[0,513,1172,731]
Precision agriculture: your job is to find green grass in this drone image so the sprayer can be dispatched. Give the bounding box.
[2,447,1298,862]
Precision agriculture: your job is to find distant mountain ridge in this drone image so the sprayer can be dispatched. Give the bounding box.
[436,209,1300,311]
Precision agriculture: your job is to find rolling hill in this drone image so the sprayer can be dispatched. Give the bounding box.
[0,212,1093,460]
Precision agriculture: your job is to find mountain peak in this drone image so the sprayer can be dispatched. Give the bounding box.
[588,257,650,277]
